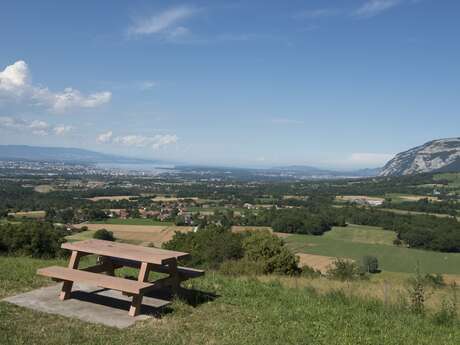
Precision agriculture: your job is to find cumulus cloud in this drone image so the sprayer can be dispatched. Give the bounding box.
[96,130,113,144]
[128,5,196,38]
[97,131,178,150]
[0,116,73,136]
[354,0,401,18]
[0,60,111,112]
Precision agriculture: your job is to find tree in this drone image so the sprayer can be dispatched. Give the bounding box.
[93,229,115,241]
[362,256,379,273]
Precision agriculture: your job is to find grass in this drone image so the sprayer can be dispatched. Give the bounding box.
[1,255,460,344]
[8,211,46,219]
[434,172,460,188]
[285,225,460,274]
[91,218,174,226]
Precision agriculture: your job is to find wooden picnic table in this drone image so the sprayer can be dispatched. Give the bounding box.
[37,239,204,316]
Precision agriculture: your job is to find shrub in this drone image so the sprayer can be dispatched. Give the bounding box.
[242,231,300,275]
[407,264,426,314]
[424,273,445,288]
[327,258,365,281]
[0,221,66,258]
[93,229,115,241]
[164,225,244,268]
[362,256,380,273]
[300,265,322,278]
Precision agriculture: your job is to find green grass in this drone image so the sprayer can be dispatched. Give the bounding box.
[1,255,460,344]
[322,224,396,246]
[434,172,460,189]
[91,218,173,226]
[285,226,460,274]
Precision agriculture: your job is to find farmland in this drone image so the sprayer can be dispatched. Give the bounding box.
[70,223,193,246]
[285,225,460,274]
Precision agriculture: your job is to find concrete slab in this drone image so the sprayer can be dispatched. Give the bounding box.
[2,283,171,328]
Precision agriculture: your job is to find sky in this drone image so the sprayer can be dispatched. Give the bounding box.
[0,0,459,169]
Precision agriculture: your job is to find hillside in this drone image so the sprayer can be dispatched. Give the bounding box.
[1,256,460,345]
[380,138,460,176]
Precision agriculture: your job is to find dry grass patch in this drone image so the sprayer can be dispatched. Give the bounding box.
[73,223,193,247]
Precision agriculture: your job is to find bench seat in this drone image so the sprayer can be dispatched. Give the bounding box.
[108,257,204,279]
[37,266,154,295]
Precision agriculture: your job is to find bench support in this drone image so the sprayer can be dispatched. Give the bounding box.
[59,250,81,301]
[128,262,151,317]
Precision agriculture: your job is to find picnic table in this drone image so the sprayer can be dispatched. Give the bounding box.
[37,239,204,316]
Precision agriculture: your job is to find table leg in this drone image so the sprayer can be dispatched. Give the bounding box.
[128,262,150,316]
[59,250,81,301]
[168,259,180,295]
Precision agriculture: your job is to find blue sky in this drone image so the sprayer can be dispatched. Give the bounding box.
[0,0,459,169]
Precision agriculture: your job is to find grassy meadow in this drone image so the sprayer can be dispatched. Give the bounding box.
[285,224,460,274]
[1,256,460,345]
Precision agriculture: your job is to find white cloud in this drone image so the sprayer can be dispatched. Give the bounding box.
[0,116,73,136]
[354,0,401,18]
[0,60,111,112]
[53,125,73,136]
[96,130,113,144]
[128,6,196,38]
[114,134,178,150]
[349,153,394,165]
[0,60,29,94]
[98,130,178,150]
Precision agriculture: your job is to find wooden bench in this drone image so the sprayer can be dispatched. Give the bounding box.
[37,240,202,316]
[109,257,205,281]
[37,266,171,316]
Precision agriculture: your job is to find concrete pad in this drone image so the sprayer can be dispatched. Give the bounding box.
[2,283,171,328]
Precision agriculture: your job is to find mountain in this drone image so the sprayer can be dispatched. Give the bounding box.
[0,145,163,165]
[379,138,460,176]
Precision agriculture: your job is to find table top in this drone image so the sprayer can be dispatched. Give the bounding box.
[62,239,189,265]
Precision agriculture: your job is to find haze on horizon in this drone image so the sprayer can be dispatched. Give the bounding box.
[0,0,459,170]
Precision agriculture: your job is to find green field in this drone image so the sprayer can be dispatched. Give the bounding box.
[434,172,460,189]
[285,225,460,274]
[1,256,459,344]
[91,218,173,226]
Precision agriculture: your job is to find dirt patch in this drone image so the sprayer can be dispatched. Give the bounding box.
[296,253,353,273]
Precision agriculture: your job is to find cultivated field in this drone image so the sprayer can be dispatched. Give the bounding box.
[285,225,460,274]
[71,223,193,247]
[92,218,173,226]
[86,195,138,201]
[33,185,54,193]
[8,211,46,219]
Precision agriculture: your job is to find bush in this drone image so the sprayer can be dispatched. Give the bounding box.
[164,225,244,269]
[407,265,426,314]
[300,265,322,278]
[362,256,380,273]
[424,273,445,288]
[93,229,115,241]
[0,221,66,258]
[242,231,300,275]
[327,258,365,281]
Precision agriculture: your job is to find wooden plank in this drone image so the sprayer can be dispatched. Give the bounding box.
[38,266,154,294]
[59,250,81,300]
[61,240,189,265]
[129,262,151,316]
